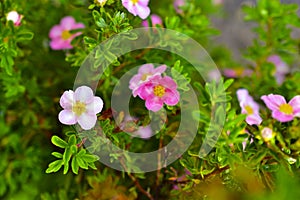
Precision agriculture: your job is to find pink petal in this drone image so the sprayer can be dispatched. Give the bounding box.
[138,0,150,6]
[123,1,137,16]
[236,89,249,102]
[137,83,154,100]
[129,74,142,91]
[72,23,85,30]
[153,64,166,74]
[145,97,164,112]
[86,97,104,114]
[78,113,97,130]
[74,86,94,103]
[161,76,177,90]
[135,3,150,19]
[163,90,180,106]
[289,95,300,114]
[58,110,77,125]
[60,90,74,109]
[261,94,286,111]
[246,114,262,125]
[50,39,73,50]
[138,64,154,74]
[49,25,63,39]
[272,110,294,122]
[60,16,76,30]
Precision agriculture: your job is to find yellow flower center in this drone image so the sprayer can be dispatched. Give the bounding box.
[245,105,254,115]
[153,85,165,97]
[131,0,139,4]
[72,101,86,116]
[279,103,293,115]
[61,30,72,40]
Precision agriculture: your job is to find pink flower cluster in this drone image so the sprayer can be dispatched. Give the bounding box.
[237,89,300,124]
[129,64,180,112]
[49,16,85,50]
[122,0,150,19]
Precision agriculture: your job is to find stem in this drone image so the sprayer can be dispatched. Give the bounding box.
[120,159,154,200]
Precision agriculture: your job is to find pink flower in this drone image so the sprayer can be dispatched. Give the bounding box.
[58,86,104,130]
[237,89,262,125]
[213,0,223,5]
[261,94,300,122]
[267,55,289,85]
[173,0,185,14]
[120,115,153,139]
[7,11,23,26]
[223,68,253,78]
[129,64,167,97]
[141,14,162,27]
[122,0,150,19]
[136,75,180,112]
[49,16,85,50]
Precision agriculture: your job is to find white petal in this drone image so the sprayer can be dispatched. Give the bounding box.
[58,110,77,125]
[78,113,97,130]
[60,90,74,109]
[74,86,94,103]
[86,97,104,114]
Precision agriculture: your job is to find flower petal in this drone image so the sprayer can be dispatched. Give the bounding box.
[60,90,74,109]
[86,97,104,114]
[50,39,72,50]
[161,76,177,90]
[261,94,286,111]
[135,3,150,19]
[74,86,94,103]
[60,16,76,30]
[289,95,300,114]
[163,90,180,106]
[49,25,63,39]
[78,113,97,130]
[58,110,77,125]
[153,64,167,74]
[137,83,153,99]
[145,97,163,112]
[272,110,294,122]
[246,114,262,125]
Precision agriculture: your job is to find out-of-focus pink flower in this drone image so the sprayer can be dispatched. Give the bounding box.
[267,55,289,85]
[7,11,23,26]
[237,89,262,125]
[223,68,253,78]
[122,0,150,19]
[213,0,223,5]
[129,64,167,97]
[49,16,85,50]
[173,0,185,14]
[261,94,300,122]
[141,14,162,27]
[261,127,274,142]
[136,75,180,112]
[58,86,103,130]
[120,115,153,139]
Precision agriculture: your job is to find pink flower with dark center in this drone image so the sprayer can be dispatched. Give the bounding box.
[7,11,23,26]
[237,89,262,125]
[261,94,300,122]
[141,14,162,27]
[122,0,150,19]
[49,16,85,50]
[129,64,167,97]
[267,55,289,85]
[58,86,104,130]
[136,75,180,112]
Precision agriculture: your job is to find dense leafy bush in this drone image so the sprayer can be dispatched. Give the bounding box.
[1,0,300,199]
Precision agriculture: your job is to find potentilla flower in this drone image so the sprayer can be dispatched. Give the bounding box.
[58,86,104,130]
[223,68,253,78]
[267,55,289,85]
[237,89,262,125]
[49,16,85,50]
[7,11,23,26]
[129,64,167,97]
[261,94,300,122]
[261,127,274,142]
[136,75,180,112]
[122,0,150,19]
[141,14,162,27]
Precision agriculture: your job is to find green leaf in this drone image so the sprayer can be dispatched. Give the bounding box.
[51,152,63,158]
[71,157,79,174]
[68,135,77,146]
[46,160,63,173]
[76,157,88,169]
[16,31,34,41]
[51,136,68,148]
